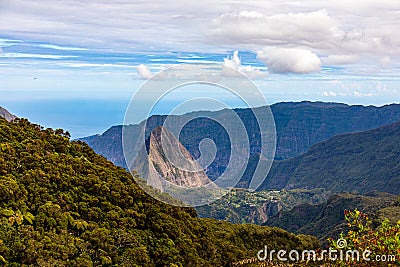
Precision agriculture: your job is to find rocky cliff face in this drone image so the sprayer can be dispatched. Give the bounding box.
[0,107,17,122]
[133,126,212,191]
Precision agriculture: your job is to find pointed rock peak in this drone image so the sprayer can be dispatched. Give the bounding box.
[0,106,17,122]
[149,126,176,142]
[151,125,164,137]
[145,126,176,154]
[138,125,214,190]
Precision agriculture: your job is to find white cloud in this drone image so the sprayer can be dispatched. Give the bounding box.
[323,55,358,65]
[222,50,266,78]
[0,0,229,52]
[353,91,374,97]
[207,7,400,65]
[0,52,76,59]
[257,47,321,74]
[137,64,152,79]
[38,44,88,51]
[223,50,242,70]
[322,91,337,97]
[208,10,338,50]
[0,0,399,69]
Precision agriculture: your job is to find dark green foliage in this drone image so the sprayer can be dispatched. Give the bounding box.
[264,192,399,245]
[328,209,400,267]
[197,188,330,225]
[0,117,318,266]
[395,196,400,206]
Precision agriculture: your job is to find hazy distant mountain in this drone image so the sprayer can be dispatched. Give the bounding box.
[259,121,400,194]
[80,101,400,185]
[0,106,16,122]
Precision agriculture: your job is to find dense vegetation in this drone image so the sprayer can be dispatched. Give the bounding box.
[0,117,318,266]
[328,209,399,266]
[265,192,400,244]
[260,121,400,194]
[197,188,329,225]
[246,210,400,266]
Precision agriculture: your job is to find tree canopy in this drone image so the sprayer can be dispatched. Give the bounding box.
[0,117,318,266]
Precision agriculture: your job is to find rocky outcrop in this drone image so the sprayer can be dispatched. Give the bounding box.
[133,126,212,191]
[0,107,17,122]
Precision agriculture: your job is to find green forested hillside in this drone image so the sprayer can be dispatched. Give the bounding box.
[196,188,329,225]
[260,121,400,194]
[0,117,318,266]
[264,192,399,243]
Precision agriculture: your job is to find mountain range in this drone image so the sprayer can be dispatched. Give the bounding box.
[259,120,400,194]
[197,119,400,227]
[80,101,400,193]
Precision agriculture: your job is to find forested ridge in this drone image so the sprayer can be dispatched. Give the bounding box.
[0,117,318,266]
[259,121,400,193]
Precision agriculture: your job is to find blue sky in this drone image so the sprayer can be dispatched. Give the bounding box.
[1,1,399,138]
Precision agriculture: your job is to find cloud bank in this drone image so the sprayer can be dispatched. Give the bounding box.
[257,47,321,74]
[209,10,337,50]
[207,6,400,66]
[1,0,399,74]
